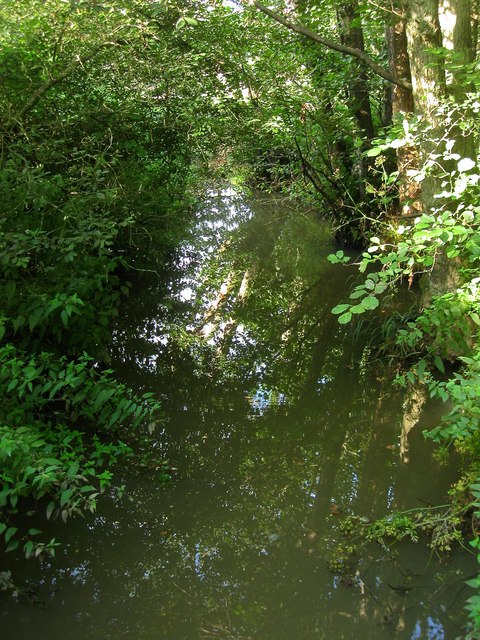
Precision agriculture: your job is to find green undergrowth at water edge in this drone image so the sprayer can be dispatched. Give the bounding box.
[328,100,480,634]
[467,487,480,635]
[0,0,203,564]
[0,345,161,559]
[340,503,468,553]
[336,483,480,637]
[0,143,171,561]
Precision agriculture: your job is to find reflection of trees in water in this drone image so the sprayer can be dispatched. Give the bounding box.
[119,363,459,639]
[187,192,347,398]
[97,192,468,639]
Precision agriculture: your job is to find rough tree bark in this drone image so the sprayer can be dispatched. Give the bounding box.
[386,2,422,215]
[336,0,375,198]
[337,0,375,142]
[403,0,472,297]
[439,0,476,160]
[252,0,475,295]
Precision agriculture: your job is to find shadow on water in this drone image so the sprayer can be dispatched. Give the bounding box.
[0,187,474,639]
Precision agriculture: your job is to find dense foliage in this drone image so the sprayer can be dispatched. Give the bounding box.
[0,0,204,558]
[1,0,480,635]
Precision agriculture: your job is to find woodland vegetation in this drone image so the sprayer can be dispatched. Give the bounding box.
[1,0,480,634]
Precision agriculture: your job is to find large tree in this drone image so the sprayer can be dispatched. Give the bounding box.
[248,1,475,183]
[248,0,478,289]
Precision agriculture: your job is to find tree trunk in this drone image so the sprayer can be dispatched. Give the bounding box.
[386,4,421,215]
[336,1,375,200]
[472,0,479,55]
[337,1,375,142]
[404,0,459,298]
[439,0,476,160]
[404,0,446,202]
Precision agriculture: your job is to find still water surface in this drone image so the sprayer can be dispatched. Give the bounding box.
[0,188,473,639]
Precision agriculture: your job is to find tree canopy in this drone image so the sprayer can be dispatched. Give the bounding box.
[1,0,480,634]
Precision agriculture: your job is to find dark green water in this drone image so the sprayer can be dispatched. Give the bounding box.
[0,188,474,639]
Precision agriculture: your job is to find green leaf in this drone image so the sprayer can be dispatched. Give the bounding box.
[362,296,379,310]
[92,388,116,412]
[338,312,352,324]
[365,147,383,157]
[350,304,365,314]
[46,500,55,520]
[470,313,480,326]
[60,489,74,507]
[7,379,18,392]
[434,355,445,374]
[374,282,387,294]
[350,289,365,300]
[5,527,17,544]
[6,539,19,553]
[417,359,426,381]
[332,304,350,315]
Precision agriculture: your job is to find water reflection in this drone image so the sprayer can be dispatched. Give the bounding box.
[0,187,471,639]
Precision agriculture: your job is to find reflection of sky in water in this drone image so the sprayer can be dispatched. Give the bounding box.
[114,186,255,366]
[248,387,287,416]
[411,617,445,640]
[386,484,395,510]
[172,186,253,307]
[102,188,471,640]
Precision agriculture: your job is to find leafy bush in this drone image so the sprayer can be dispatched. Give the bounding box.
[0,0,198,561]
[0,344,160,558]
[329,92,480,632]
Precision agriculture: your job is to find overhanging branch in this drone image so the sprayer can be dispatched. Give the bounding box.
[251,1,412,91]
[18,42,122,120]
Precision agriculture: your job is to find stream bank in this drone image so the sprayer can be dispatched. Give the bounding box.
[0,187,473,639]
